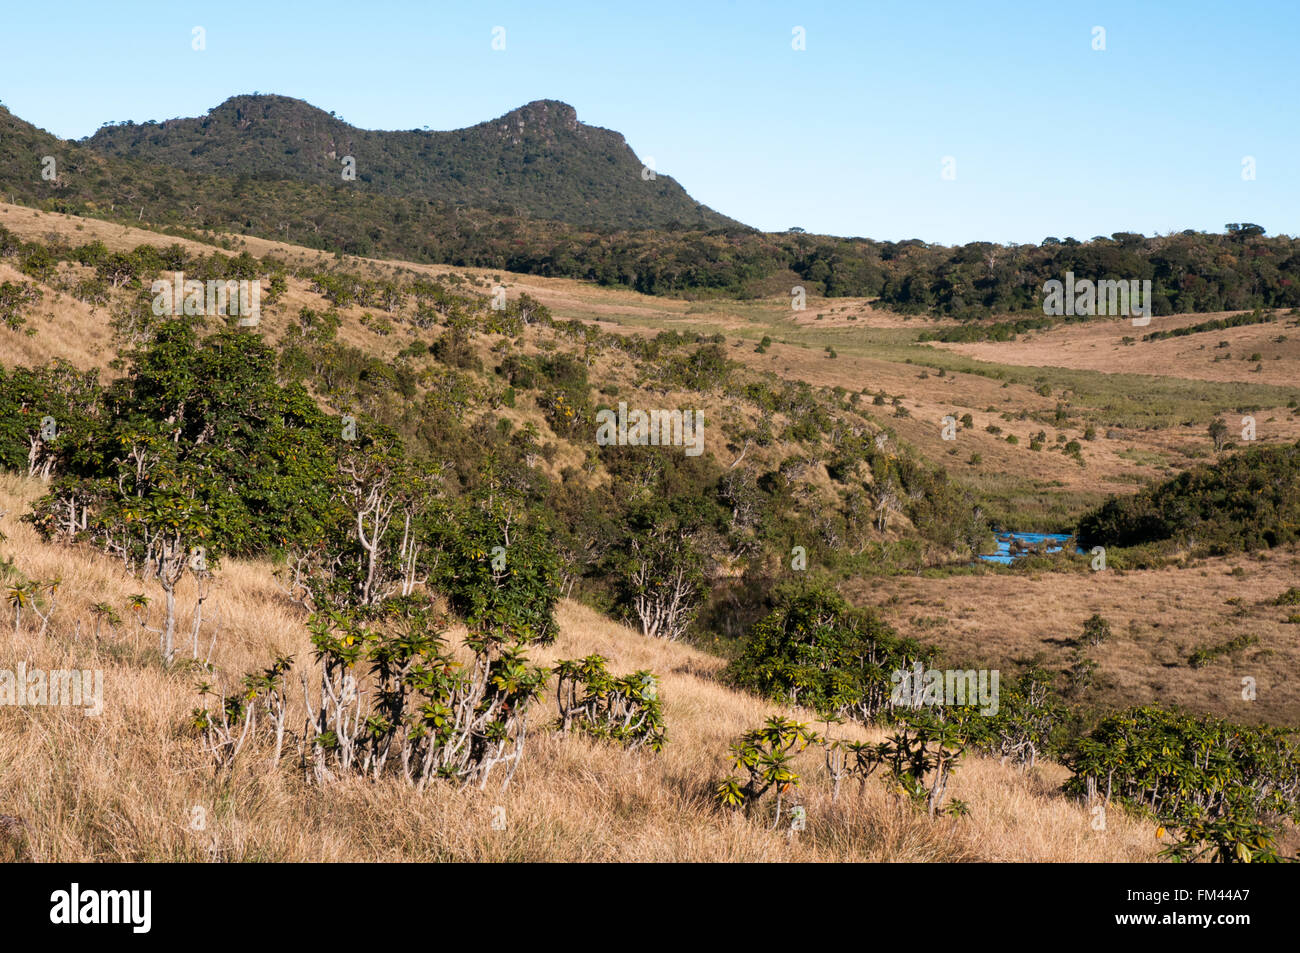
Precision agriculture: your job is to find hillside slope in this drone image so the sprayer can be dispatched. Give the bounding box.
[2,208,1299,862]
[84,95,739,230]
[0,474,1158,862]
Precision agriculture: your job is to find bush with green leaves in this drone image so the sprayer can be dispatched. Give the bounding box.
[973,668,1065,769]
[1077,441,1300,555]
[1187,633,1258,668]
[1081,613,1111,647]
[0,359,100,478]
[616,520,706,642]
[6,576,61,636]
[279,426,443,615]
[427,492,562,650]
[849,708,976,818]
[726,582,934,723]
[554,654,666,751]
[716,716,820,827]
[1065,707,1300,863]
[301,594,550,791]
[191,655,294,770]
[22,324,345,661]
[1158,787,1288,864]
[28,323,341,559]
[1271,586,1300,606]
[210,485,562,790]
[0,279,42,332]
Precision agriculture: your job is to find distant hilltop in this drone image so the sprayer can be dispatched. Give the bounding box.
[82,94,742,230]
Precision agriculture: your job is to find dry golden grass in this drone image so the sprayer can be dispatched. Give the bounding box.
[938,311,1300,387]
[0,260,115,372]
[0,474,1160,862]
[846,547,1300,725]
[3,206,1293,862]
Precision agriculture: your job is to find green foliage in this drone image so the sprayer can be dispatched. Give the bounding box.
[1209,417,1230,451]
[554,654,666,751]
[1271,586,1300,606]
[613,511,707,642]
[1077,442,1300,555]
[0,279,42,332]
[301,595,550,790]
[191,655,294,769]
[1188,633,1258,668]
[918,314,1061,343]
[854,708,975,817]
[1082,613,1112,647]
[26,323,340,560]
[726,582,934,722]
[716,716,819,827]
[1142,308,1277,342]
[662,341,735,392]
[970,668,1066,768]
[1066,707,1300,863]
[0,359,100,477]
[428,494,562,649]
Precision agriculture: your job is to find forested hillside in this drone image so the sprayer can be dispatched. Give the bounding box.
[85,95,737,230]
[2,98,1298,313]
[1,206,1298,863]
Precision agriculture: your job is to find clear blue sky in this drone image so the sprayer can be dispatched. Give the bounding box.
[2,0,1296,244]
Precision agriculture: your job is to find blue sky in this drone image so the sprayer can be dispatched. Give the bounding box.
[1,0,1296,244]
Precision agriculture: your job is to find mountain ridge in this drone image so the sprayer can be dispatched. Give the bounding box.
[82,93,741,230]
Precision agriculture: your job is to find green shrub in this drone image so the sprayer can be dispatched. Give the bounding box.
[1066,707,1300,863]
[716,716,819,827]
[554,655,666,751]
[1082,613,1112,647]
[727,583,934,722]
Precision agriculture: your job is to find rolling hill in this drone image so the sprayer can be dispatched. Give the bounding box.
[0,203,1298,862]
[83,94,740,230]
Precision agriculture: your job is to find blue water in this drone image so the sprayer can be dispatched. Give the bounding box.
[979,531,1079,564]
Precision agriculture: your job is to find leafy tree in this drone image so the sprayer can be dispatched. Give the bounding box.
[716,716,820,827]
[618,522,705,642]
[428,491,562,650]
[1077,442,1300,554]
[300,595,550,791]
[23,323,343,661]
[554,655,666,751]
[0,280,42,332]
[727,582,934,722]
[1209,417,1229,451]
[1066,707,1300,863]
[1082,613,1112,647]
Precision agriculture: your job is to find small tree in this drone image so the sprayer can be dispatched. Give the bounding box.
[716,717,820,828]
[90,602,122,641]
[980,668,1063,769]
[621,527,704,642]
[1209,418,1229,451]
[727,582,933,723]
[191,655,294,770]
[858,709,975,818]
[554,655,666,751]
[1082,613,1112,647]
[1068,706,1300,863]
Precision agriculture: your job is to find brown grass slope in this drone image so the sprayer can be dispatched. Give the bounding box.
[0,475,1159,862]
[1,206,1294,861]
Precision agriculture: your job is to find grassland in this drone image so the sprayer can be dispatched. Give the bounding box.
[2,203,1298,862]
